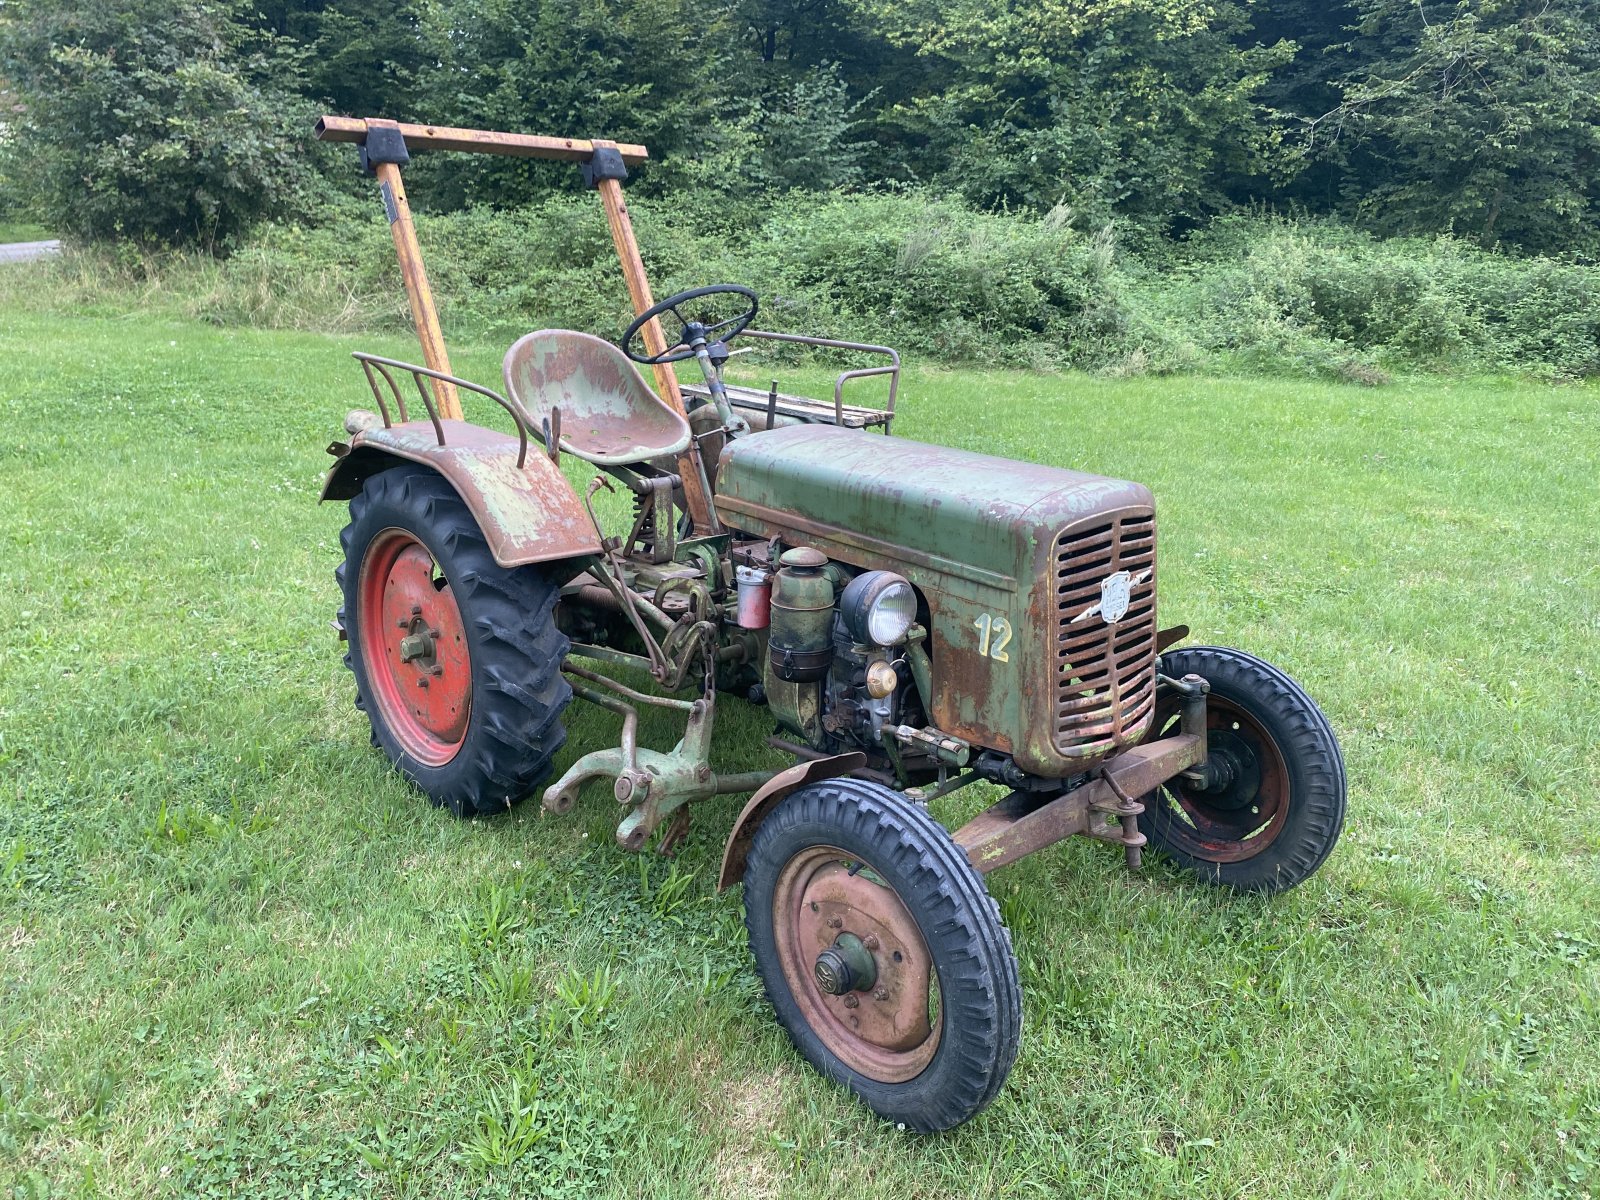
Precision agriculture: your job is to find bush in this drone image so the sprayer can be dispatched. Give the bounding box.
[5,192,1598,382]
[1150,216,1600,380]
[0,0,311,248]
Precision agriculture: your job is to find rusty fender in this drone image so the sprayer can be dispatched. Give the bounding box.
[951,733,1205,874]
[323,420,601,568]
[717,752,868,891]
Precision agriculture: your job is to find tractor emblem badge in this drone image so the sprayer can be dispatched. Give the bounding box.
[1100,571,1132,624]
[1068,568,1151,626]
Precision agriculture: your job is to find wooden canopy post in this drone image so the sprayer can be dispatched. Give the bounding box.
[313,116,720,532]
[589,141,719,535]
[368,140,461,419]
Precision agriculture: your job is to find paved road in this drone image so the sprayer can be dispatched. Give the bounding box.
[0,240,61,263]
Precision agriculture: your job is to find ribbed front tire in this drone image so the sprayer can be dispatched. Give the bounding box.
[1140,646,1345,892]
[743,779,1021,1131]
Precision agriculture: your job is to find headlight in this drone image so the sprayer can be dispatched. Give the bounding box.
[839,571,917,646]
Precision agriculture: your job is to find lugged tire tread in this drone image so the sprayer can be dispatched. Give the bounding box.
[743,778,1022,1132]
[337,466,570,818]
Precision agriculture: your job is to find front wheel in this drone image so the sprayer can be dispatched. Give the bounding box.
[1140,646,1346,893]
[742,779,1021,1131]
[337,465,571,817]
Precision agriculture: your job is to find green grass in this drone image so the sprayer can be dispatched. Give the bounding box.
[0,223,51,244]
[1,302,1598,1199]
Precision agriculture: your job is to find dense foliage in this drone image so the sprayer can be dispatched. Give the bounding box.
[3,0,1598,255]
[10,199,1598,380]
[0,0,313,246]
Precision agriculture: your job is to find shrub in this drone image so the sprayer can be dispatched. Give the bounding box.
[1155,216,1600,380]
[0,0,311,248]
[4,192,1597,382]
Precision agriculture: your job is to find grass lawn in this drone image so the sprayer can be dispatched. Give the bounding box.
[1,301,1598,1199]
[0,223,52,244]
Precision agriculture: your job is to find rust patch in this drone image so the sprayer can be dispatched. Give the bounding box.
[502,330,691,465]
[717,753,867,891]
[952,733,1203,873]
[321,420,600,568]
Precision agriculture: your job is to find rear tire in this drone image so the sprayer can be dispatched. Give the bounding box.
[337,465,570,818]
[1139,646,1345,892]
[743,779,1021,1131]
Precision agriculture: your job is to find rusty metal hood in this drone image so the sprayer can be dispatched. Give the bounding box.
[714,425,1151,588]
[715,425,1158,780]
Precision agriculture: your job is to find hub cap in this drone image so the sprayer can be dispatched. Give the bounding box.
[357,528,471,766]
[772,846,940,1083]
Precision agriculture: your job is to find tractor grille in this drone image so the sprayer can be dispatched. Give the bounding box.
[1052,509,1158,758]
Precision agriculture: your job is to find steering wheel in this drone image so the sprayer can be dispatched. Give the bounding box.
[621,284,759,365]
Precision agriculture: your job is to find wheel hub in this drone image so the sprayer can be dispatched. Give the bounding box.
[1190,730,1258,810]
[1145,692,1291,862]
[772,846,941,1083]
[398,629,436,664]
[357,529,472,766]
[814,933,878,996]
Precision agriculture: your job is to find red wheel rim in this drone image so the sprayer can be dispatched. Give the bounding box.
[771,846,941,1083]
[356,528,471,767]
[1144,694,1290,862]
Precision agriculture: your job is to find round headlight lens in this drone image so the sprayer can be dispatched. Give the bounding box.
[840,571,917,646]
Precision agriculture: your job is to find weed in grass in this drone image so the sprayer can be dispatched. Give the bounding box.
[636,855,697,921]
[458,877,531,952]
[476,958,538,1020]
[545,964,619,1040]
[461,1074,548,1170]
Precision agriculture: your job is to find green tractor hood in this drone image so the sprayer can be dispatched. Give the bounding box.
[714,425,1159,777]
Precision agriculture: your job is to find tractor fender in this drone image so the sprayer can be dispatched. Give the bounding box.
[322,420,601,568]
[717,752,868,891]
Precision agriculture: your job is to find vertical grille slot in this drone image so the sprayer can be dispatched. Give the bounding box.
[1053,509,1157,758]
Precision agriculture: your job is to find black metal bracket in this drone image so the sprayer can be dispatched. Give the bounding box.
[359,125,411,177]
[580,146,629,188]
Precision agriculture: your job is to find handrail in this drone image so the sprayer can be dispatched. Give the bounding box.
[351,353,533,468]
[737,330,901,432]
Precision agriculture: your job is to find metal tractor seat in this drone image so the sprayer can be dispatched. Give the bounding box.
[503,330,692,466]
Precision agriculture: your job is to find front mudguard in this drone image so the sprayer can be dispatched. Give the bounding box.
[322,420,601,568]
[717,752,868,891]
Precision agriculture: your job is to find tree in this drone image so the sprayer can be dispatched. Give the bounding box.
[1310,0,1600,253]
[843,0,1296,233]
[0,0,310,247]
[247,0,429,120]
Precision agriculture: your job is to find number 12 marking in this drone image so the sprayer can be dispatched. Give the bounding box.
[974,613,1013,662]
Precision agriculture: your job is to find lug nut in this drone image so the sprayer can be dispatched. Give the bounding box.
[872,986,888,1001]
[862,934,879,951]
[826,915,843,930]
[842,994,859,1008]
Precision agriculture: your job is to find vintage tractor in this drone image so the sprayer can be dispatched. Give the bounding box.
[314,117,1347,1131]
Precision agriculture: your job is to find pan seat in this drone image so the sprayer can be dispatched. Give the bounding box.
[503,329,691,466]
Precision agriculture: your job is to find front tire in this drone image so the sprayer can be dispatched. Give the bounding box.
[337,466,571,818]
[1140,646,1345,892]
[743,779,1021,1131]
